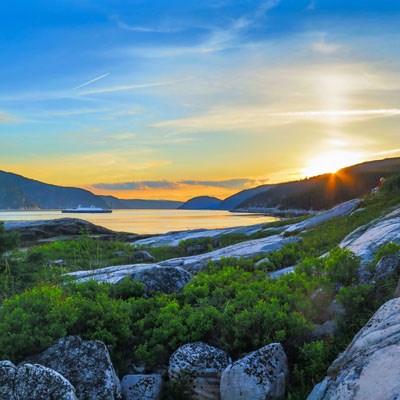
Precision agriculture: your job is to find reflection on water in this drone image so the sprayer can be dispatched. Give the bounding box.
[0,210,278,234]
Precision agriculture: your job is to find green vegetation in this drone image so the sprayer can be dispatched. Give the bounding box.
[0,185,399,399]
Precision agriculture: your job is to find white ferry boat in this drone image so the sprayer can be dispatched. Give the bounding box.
[61,205,112,214]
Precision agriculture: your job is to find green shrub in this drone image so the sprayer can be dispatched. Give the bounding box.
[373,242,400,263]
[0,222,18,256]
[323,247,360,286]
[0,282,133,369]
[108,277,144,300]
[381,174,400,194]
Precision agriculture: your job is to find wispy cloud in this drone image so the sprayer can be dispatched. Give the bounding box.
[48,108,111,116]
[370,148,400,157]
[270,109,400,118]
[73,73,111,90]
[181,178,269,189]
[94,181,179,190]
[313,35,342,55]
[307,1,317,11]
[112,0,281,58]
[154,107,400,133]
[0,111,21,123]
[111,15,181,33]
[93,178,267,191]
[78,78,186,95]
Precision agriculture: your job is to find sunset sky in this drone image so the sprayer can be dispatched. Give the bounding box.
[1,0,400,200]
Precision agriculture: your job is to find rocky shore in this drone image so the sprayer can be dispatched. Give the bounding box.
[2,196,400,399]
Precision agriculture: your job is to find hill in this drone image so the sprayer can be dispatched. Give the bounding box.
[0,171,107,210]
[0,171,182,210]
[236,157,400,211]
[101,196,182,209]
[178,196,222,210]
[218,184,274,210]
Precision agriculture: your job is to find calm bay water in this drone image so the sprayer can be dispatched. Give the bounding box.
[0,210,278,235]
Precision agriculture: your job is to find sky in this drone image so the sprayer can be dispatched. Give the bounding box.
[1,0,400,201]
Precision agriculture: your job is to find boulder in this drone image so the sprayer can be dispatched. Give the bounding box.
[67,264,193,295]
[394,278,400,297]
[340,207,400,266]
[113,250,126,257]
[121,374,163,400]
[308,297,400,399]
[128,250,156,263]
[168,342,231,400]
[186,244,211,256]
[312,320,337,339]
[220,343,288,400]
[3,218,120,242]
[25,336,121,400]
[268,266,295,279]
[255,257,270,267]
[0,360,77,400]
[374,254,400,281]
[46,259,65,267]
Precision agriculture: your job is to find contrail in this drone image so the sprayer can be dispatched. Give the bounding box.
[73,73,111,90]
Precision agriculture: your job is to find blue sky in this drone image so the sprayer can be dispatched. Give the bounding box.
[1,0,400,200]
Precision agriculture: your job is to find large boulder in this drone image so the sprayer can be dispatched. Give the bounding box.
[220,343,288,400]
[0,360,77,400]
[340,207,400,266]
[25,336,121,400]
[67,264,193,295]
[308,297,400,400]
[128,250,156,263]
[168,342,231,400]
[121,374,163,400]
[374,254,400,282]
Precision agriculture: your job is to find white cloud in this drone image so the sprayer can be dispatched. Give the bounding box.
[73,73,111,90]
[111,15,182,33]
[78,78,187,95]
[0,111,21,123]
[153,106,400,134]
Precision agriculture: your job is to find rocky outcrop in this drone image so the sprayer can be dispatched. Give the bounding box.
[25,336,122,400]
[133,223,267,248]
[0,361,77,400]
[4,218,132,242]
[374,254,400,281]
[67,264,193,294]
[121,374,163,400]
[284,199,360,235]
[159,235,300,273]
[220,343,288,400]
[168,342,231,400]
[340,207,400,266]
[128,250,156,263]
[308,297,400,400]
[268,266,295,279]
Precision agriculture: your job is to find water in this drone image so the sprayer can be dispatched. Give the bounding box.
[0,210,278,234]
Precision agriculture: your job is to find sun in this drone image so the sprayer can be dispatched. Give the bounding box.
[302,151,362,177]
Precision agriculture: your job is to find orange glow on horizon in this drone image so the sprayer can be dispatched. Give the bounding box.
[301,151,363,178]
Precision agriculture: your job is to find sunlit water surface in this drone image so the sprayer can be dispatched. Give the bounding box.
[0,210,278,235]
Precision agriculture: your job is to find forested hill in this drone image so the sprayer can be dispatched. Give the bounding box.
[236,157,400,211]
[0,170,107,210]
[0,171,182,210]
